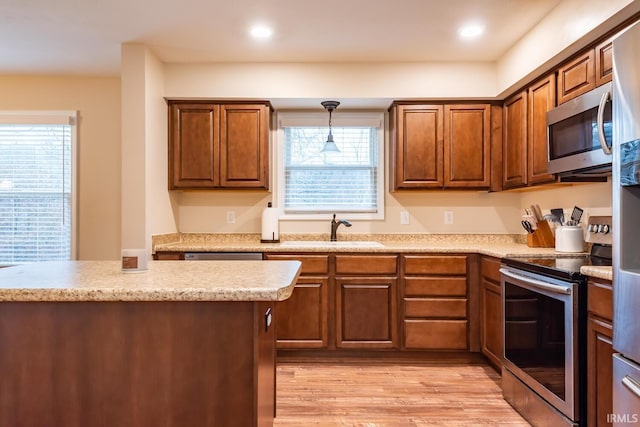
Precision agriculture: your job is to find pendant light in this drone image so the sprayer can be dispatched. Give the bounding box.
[320,100,340,153]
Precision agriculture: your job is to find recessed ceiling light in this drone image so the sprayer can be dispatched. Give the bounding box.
[250,25,273,39]
[458,23,485,39]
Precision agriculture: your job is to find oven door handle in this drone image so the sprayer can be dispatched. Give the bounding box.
[500,268,572,295]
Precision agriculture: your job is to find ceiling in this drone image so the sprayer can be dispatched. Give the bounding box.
[0,0,562,76]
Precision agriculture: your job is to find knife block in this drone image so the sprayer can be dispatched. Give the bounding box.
[526,220,555,248]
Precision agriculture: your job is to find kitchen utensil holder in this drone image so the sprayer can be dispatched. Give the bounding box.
[526,220,555,248]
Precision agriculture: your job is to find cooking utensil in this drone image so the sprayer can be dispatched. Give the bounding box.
[550,208,565,224]
[532,204,543,222]
[521,220,534,234]
[570,206,584,224]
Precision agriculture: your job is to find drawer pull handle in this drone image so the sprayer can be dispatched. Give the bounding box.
[622,375,640,398]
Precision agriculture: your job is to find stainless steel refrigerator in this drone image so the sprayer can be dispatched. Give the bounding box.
[612,19,640,426]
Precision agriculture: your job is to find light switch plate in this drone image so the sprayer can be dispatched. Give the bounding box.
[400,210,410,225]
[444,210,454,225]
[226,211,235,224]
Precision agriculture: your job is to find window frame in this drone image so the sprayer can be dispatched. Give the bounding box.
[274,111,385,221]
[0,111,78,264]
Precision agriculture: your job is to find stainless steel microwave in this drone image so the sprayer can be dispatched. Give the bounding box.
[546,82,613,177]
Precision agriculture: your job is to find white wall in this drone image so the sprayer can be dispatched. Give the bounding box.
[497,0,639,95]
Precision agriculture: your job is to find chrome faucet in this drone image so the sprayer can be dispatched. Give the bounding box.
[330,213,352,241]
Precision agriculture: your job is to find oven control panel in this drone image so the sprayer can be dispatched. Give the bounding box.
[585,215,612,245]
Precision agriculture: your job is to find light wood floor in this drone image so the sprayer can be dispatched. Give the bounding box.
[274,358,530,426]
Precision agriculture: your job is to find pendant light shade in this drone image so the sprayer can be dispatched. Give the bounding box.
[321,100,340,153]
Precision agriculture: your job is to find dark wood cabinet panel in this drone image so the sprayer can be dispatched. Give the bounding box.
[595,39,613,87]
[557,49,596,104]
[527,74,557,185]
[444,104,491,189]
[587,277,613,427]
[168,101,270,190]
[390,103,493,190]
[335,254,397,275]
[480,256,503,370]
[502,90,528,189]
[220,104,270,188]
[404,319,468,350]
[403,255,467,275]
[390,104,444,189]
[335,277,398,349]
[276,277,329,349]
[401,254,469,350]
[169,103,219,188]
[587,317,613,427]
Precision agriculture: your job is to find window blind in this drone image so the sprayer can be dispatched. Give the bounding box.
[284,126,378,213]
[0,123,72,262]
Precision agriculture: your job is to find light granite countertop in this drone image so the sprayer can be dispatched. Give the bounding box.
[153,233,585,259]
[0,260,301,302]
[580,266,613,281]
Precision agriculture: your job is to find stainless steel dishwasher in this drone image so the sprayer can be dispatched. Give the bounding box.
[184,252,263,261]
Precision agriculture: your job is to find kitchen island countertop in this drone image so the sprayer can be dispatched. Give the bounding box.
[0,260,301,302]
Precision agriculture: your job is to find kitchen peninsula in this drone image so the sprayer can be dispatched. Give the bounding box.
[0,260,301,427]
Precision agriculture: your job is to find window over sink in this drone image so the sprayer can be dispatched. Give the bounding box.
[275,111,385,220]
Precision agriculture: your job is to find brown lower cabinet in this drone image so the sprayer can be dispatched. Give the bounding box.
[480,256,503,369]
[401,254,470,350]
[587,277,614,427]
[263,252,483,352]
[264,254,330,349]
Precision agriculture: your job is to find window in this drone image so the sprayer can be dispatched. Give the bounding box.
[0,112,77,263]
[276,112,384,220]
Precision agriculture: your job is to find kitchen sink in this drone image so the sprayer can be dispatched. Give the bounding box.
[279,240,384,248]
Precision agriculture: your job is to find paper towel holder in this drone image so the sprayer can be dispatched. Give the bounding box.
[260,202,281,244]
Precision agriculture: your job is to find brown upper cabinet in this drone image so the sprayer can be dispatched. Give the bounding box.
[557,49,595,104]
[595,38,614,87]
[557,39,613,105]
[390,103,492,190]
[168,101,271,190]
[502,73,557,190]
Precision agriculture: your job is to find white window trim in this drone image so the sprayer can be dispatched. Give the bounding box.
[0,110,78,261]
[274,111,385,221]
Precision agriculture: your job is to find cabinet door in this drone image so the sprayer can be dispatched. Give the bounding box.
[481,278,503,369]
[595,39,613,87]
[276,277,329,349]
[527,74,557,186]
[557,49,596,104]
[587,316,613,427]
[335,277,397,349]
[220,104,270,188]
[169,103,220,189]
[502,91,528,189]
[391,104,444,189]
[444,104,491,189]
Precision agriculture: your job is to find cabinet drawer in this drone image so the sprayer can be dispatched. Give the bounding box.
[335,255,397,275]
[403,255,467,275]
[264,254,329,275]
[404,298,467,318]
[404,277,467,297]
[588,279,613,321]
[404,319,468,350]
[480,256,501,283]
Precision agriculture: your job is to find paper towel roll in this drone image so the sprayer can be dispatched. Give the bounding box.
[261,202,280,243]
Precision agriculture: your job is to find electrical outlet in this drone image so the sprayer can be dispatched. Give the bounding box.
[226,211,235,224]
[444,210,454,225]
[400,210,410,225]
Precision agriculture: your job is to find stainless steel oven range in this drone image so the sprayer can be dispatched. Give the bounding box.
[500,216,612,427]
